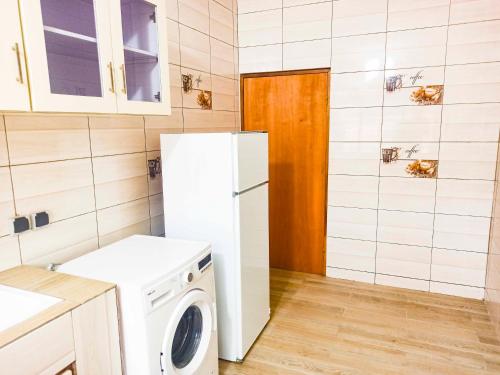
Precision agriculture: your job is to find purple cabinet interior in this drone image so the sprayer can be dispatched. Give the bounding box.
[121,0,161,103]
[40,0,102,97]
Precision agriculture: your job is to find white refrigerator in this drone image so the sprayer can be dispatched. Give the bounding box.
[161,132,270,362]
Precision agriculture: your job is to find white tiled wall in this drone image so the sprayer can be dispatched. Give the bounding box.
[238,0,500,299]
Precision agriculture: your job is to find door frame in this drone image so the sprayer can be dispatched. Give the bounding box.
[240,68,331,275]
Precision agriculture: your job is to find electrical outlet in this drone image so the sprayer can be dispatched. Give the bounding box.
[12,216,30,234]
[32,211,50,229]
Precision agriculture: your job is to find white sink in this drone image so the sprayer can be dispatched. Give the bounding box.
[0,285,61,332]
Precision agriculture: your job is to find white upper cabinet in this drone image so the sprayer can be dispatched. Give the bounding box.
[110,0,171,115]
[0,0,30,111]
[17,0,171,115]
[19,0,117,113]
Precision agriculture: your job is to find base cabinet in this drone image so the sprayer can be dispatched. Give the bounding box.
[0,289,122,375]
[0,313,74,375]
[72,290,122,375]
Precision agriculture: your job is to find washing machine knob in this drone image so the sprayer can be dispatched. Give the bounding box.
[183,271,194,284]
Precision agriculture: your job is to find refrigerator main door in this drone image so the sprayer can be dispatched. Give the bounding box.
[233,132,268,193]
[235,183,270,359]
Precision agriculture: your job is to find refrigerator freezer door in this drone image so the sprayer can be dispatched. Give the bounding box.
[235,183,270,359]
[233,133,268,193]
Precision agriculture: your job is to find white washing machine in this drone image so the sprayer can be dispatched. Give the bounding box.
[58,235,218,375]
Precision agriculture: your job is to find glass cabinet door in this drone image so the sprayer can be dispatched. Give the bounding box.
[111,0,171,115]
[40,0,102,97]
[19,0,116,113]
[119,0,161,103]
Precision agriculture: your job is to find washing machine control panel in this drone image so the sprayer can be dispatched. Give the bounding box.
[198,253,212,272]
[143,251,213,313]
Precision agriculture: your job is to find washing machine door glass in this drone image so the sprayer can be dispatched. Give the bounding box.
[171,305,203,368]
[161,289,214,374]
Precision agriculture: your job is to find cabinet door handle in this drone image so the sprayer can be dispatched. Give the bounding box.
[108,62,115,93]
[12,43,23,84]
[120,64,127,94]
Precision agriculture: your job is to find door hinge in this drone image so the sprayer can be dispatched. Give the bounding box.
[154,91,161,102]
[150,11,156,23]
[160,352,164,373]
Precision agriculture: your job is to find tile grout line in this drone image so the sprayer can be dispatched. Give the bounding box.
[484,130,500,300]
[175,0,186,132]
[86,116,101,249]
[2,115,23,264]
[429,0,453,287]
[142,115,153,236]
[372,0,390,284]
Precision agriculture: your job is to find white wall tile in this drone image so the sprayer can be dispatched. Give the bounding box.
[179,0,210,34]
[326,267,375,283]
[332,0,388,37]
[445,62,500,104]
[386,27,447,70]
[331,71,384,108]
[378,210,434,247]
[238,0,282,14]
[447,20,500,65]
[328,175,379,209]
[450,0,500,24]
[376,242,431,279]
[238,9,282,47]
[331,33,386,73]
[283,39,331,70]
[329,142,380,176]
[436,179,494,217]
[211,38,235,78]
[430,281,484,299]
[387,0,450,31]
[0,236,21,272]
[379,177,436,213]
[284,0,329,6]
[0,167,15,238]
[431,248,487,287]
[239,45,282,73]
[210,0,234,45]
[166,0,179,20]
[330,107,382,142]
[376,274,429,291]
[283,2,332,42]
[11,159,96,223]
[433,214,491,253]
[179,25,211,72]
[327,206,378,241]
[327,237,376,272]
[382,105,442,142]
[19,212,98,266]
[438,142,498,180]
[441,103,500,142]
[167,20,180,65]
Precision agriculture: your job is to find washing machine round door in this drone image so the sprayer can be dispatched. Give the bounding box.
[161,289,214,374]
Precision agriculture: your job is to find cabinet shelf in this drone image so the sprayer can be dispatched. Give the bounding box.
[124,45,158,63]
[43,26,100,62]
[43,26,97,43]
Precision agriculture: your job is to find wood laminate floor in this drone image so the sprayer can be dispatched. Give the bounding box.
[219,269,500,375]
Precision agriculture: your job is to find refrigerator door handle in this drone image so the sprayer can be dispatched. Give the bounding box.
[233,181,269,197]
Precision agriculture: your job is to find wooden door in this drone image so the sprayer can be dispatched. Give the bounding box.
[242,70,329,275]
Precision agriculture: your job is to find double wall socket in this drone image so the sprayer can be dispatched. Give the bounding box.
[11,211,50,234]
